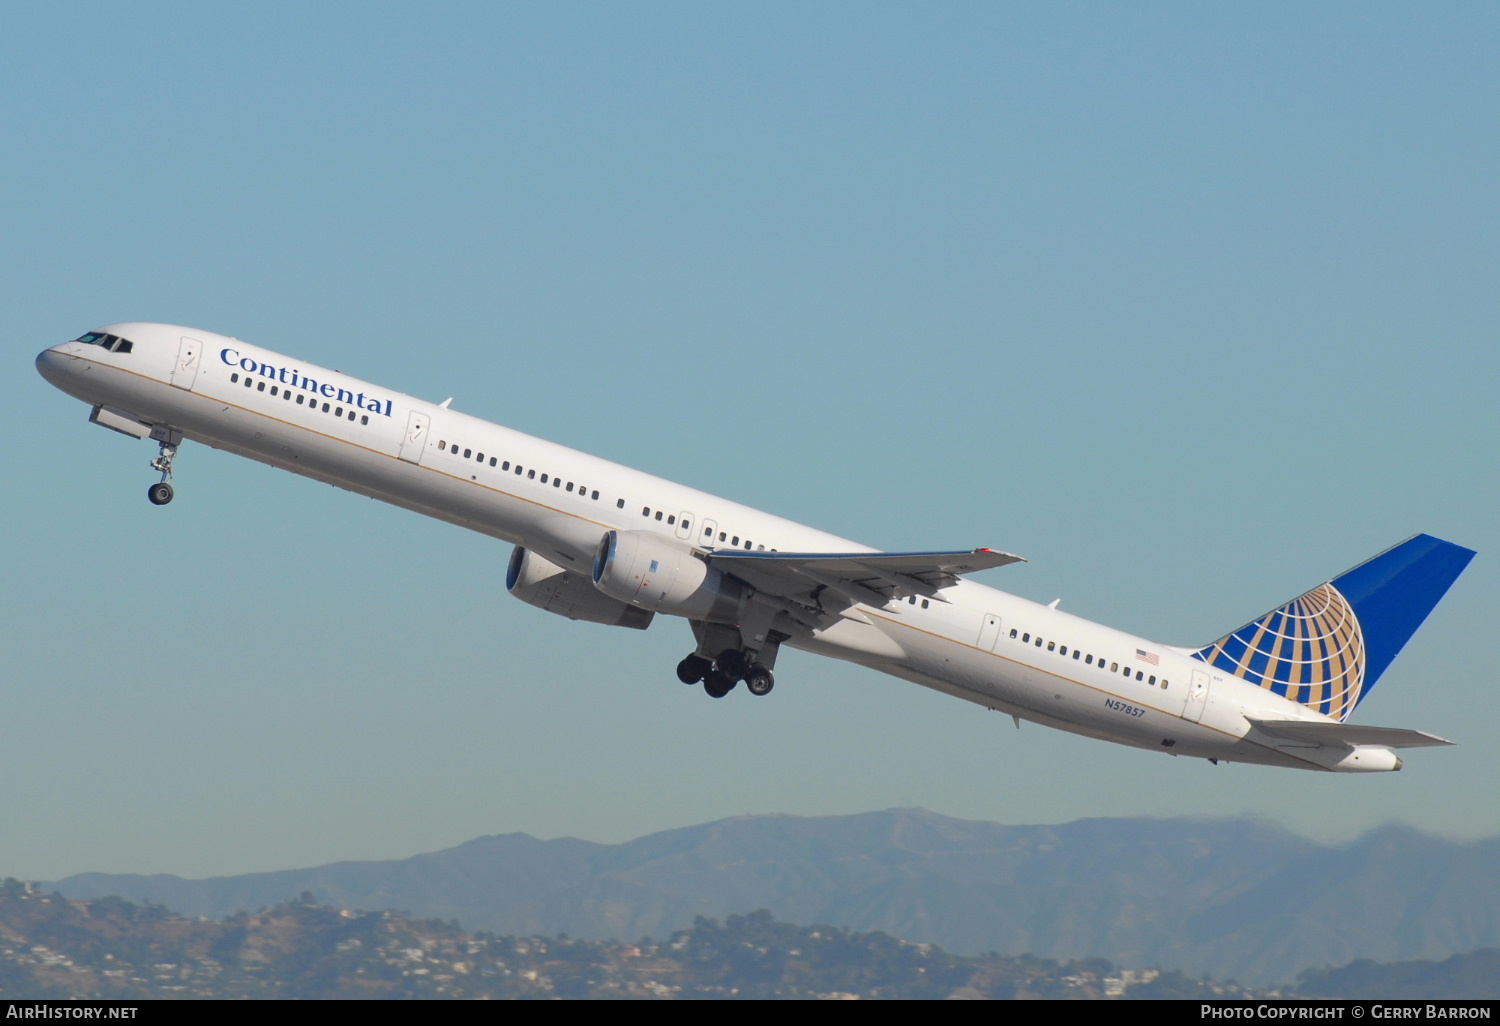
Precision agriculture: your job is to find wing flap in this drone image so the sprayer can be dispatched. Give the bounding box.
[706,547,1025,612]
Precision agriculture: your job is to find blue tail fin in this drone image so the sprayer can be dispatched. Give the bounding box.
[1192,534,1475,721]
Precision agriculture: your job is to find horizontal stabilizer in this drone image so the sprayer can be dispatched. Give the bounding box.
[1248,718,1454,749]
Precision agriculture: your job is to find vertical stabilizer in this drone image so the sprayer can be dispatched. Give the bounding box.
[1193,535,1474,721]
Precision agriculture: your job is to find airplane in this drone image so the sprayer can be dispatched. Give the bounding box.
[36,324,1476,772]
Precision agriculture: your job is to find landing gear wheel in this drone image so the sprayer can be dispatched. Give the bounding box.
[676,655,712,685]
[745,664,774,696]
[147,482,175,506]
[716,648,749,680]
[703,670,737,698]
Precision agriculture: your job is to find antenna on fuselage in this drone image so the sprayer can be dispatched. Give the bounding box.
[438,397,453,408]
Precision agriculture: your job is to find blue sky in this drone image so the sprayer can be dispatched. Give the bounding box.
[3,2,1496,880]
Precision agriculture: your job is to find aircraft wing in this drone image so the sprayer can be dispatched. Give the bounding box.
[707,547,1025,611]
[1247,718,1455,749]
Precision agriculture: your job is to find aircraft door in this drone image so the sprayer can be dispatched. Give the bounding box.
[398,410,430,464]
[1183,668,1212,723]
[676,512,694,542]
[977,613,1003,652]
[170,336,202,390]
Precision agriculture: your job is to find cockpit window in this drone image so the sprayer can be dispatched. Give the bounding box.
[73,332,133,354]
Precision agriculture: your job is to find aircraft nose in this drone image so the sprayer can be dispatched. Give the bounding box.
[35,346,77,386]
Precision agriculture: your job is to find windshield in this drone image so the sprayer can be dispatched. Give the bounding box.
[73,332,134,354]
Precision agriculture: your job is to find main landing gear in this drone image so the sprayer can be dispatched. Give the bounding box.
[676,648,775,699]
[147,439,178,505]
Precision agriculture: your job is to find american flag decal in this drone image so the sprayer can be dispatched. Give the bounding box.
[1136,649,1160,665]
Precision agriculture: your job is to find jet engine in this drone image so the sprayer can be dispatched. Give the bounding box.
[592,530,745,622]
[506,547,654,630]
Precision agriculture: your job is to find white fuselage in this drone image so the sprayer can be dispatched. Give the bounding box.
[37,323,1381,772]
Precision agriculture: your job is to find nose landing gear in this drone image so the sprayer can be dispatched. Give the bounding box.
[147,438,178,505]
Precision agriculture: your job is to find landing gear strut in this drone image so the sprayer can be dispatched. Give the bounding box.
[147,440,178,505]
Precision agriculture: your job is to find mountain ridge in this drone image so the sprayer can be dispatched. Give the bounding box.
[40,809,1500,986]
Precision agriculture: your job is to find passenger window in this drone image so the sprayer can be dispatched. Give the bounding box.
[297,394,305,405]
[1047,642,1055,652]
[348,410,355,421]
[566,482,574,492]
[921,599,929,609]
[244,378,252,388]
[476,453,484,462]
[1136,671,1144,681]
[463,448,471,458]
[489,457,496,467]
[1010,629,1017,638]
[541,473,548,484]
[257,381,266,391]
[362,415,369,425]
[1149,675,1156,685]
[704,527,712,536]
[744,540,751,550]
[231,373,239,383]
[527,470,535,479]
[1161,679,1169,689]
[1110,662,1118,672]
[643,507,651,517]
[617,499,625,508]
[592,491,599,500]
[503,461,510,470]
[1035,637,1043,647]
[553,478,561,488]
[655,511,663,521]
[667,515,675,525]
[516,466,524,475]
[270,386,278,396]
[731,536,739,545]
[719,532,726,541]
[322,403,329,412]
[683,521,691,532]
[1073,651,1081,660]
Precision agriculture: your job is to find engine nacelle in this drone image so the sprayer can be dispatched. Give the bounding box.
[506,547,654,630]
[592,530,745,623]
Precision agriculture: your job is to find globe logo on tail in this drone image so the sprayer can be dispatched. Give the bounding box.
[1194,583,1366,722]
